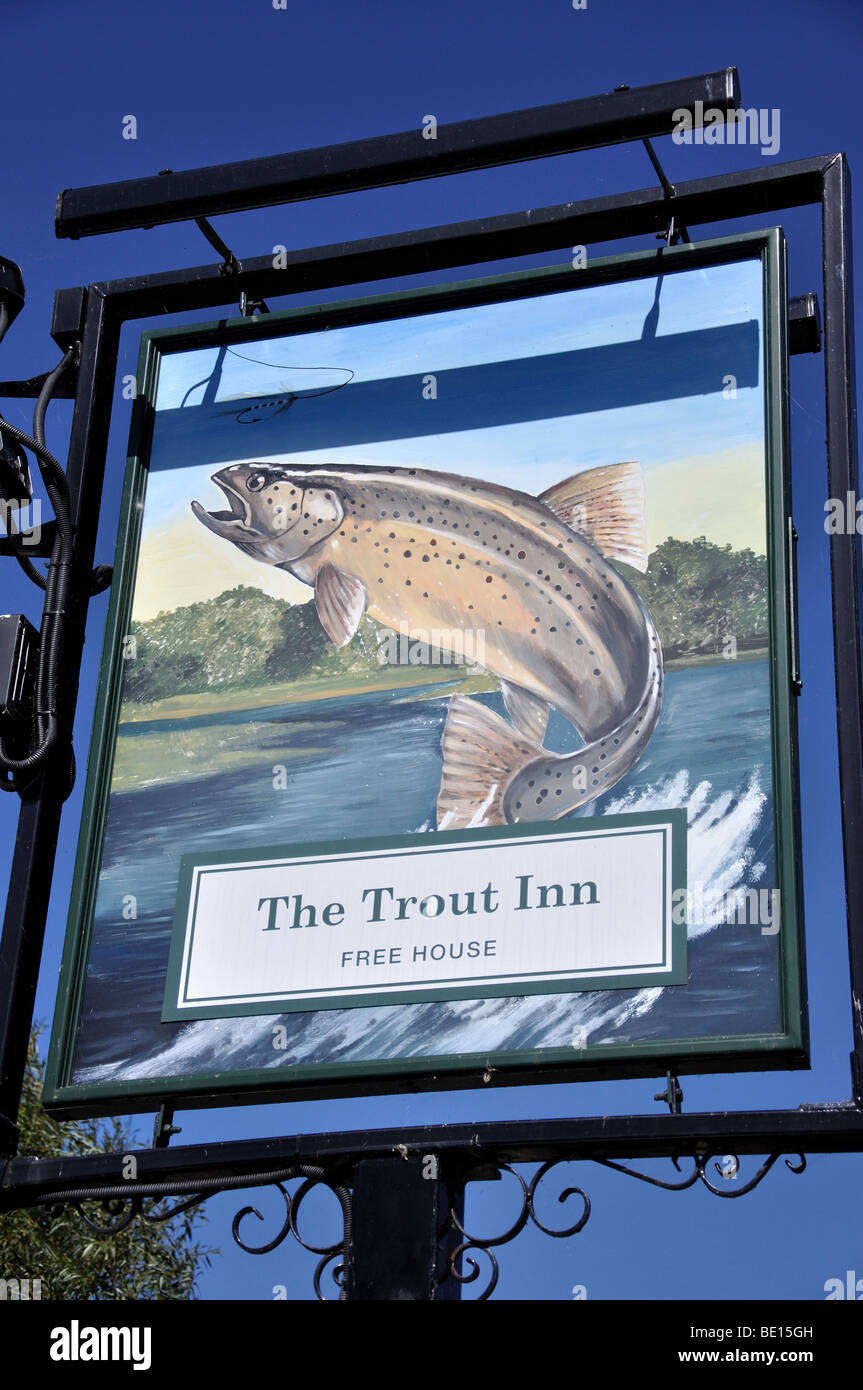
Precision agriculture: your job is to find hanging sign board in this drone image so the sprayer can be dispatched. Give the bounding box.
[45,229,806,1116]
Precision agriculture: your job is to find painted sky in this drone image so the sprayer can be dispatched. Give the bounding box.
[132,257,766,619]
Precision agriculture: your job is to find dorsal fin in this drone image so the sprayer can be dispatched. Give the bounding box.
[539,461,648,573]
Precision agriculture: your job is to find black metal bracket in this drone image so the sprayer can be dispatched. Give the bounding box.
[654,1071,684,1115]
[152,1103,182,1149]
[0,522,58,559]
[192,218,270,317]
[194,216,240,276]
[0,368,77,400]
[0,258,25,337]
[641,137,691,246]
[789,291,822,354]
[239,291,270,317]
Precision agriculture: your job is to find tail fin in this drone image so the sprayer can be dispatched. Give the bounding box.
[437,696,543,830]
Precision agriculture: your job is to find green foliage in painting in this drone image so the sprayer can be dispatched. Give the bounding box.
[120,537,768,705]
[623,536,768,660]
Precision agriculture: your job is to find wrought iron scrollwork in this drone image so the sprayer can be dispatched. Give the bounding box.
[40,1164,351,1301]
[436,1152,805,1299]
[439,1160,591,1300]
[595,1152,807,1197]
[48,1149,806,1300]
[232,1167,351,1300]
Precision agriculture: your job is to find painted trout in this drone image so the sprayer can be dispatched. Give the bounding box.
[192,460,663,827]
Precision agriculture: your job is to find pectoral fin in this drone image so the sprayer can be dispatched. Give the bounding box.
[315,563,367,647]
[539,461,648,573]
[501,681,549,742]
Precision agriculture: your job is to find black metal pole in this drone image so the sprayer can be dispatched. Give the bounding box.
[821,154,863,1104]
[55,69,739,239]
[0,286,118,1155]
[342,1155,463,1300]
[50,156,829,324]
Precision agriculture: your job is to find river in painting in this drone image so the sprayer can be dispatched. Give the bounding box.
[72,657,780,1083]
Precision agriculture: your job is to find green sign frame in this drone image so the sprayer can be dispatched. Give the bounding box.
[44,228,806,1118]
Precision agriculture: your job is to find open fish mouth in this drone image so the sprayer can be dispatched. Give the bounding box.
[191,476,258,540]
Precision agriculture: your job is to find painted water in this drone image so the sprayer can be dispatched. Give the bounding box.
[73,658,779,1083]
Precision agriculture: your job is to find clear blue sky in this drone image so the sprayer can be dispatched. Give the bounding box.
[1,0,862,1300]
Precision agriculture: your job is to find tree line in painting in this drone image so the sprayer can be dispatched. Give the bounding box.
[121,536,768,705]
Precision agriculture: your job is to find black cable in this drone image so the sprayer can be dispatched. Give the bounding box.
[0,302,10,347]
[7,507,46,589]
[0,347,113,793]
[0,420,73,794]
[7,351,111,598]
[33,349,75,450]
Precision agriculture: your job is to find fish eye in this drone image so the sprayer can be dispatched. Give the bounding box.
[246,472,268,492]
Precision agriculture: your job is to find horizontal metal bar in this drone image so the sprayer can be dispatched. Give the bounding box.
[55,69,739,239]
[56,154,833,327]
[3,1105,863,1207]
[0,522,57,558]
[0,370,76,399]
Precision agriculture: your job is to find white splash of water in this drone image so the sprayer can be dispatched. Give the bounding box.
[79,770,768,1081]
